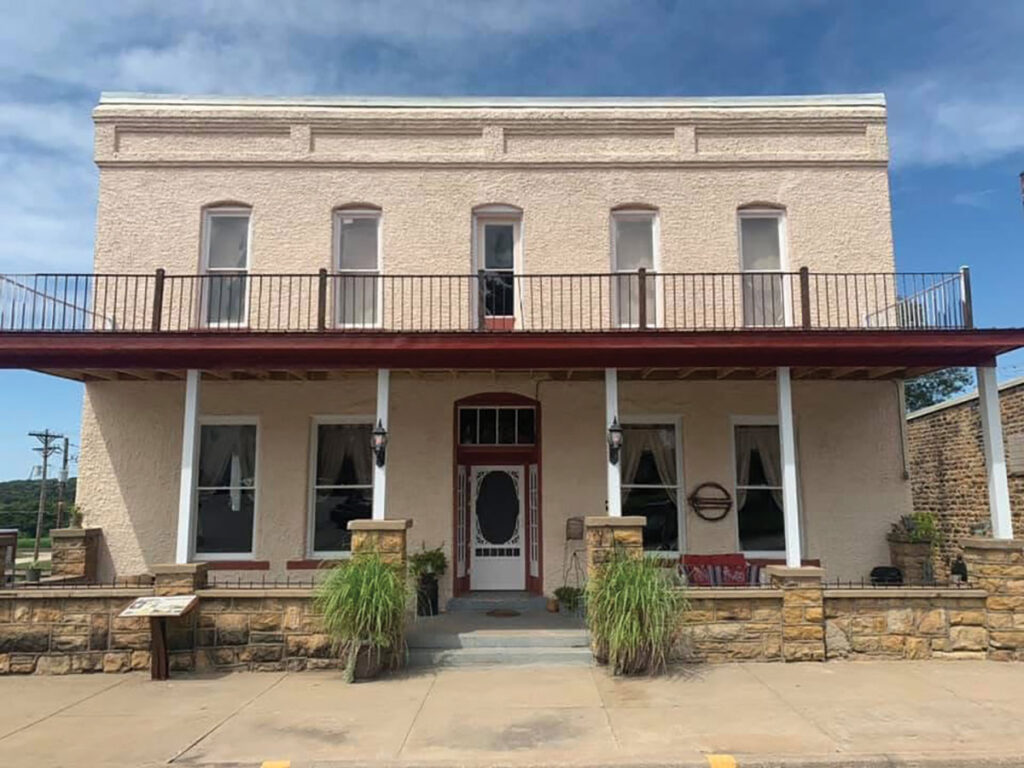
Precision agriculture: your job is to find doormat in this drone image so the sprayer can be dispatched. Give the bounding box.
[486,609,521,618]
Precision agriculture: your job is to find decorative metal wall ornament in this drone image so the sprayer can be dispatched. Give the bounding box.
[687,482,733,521]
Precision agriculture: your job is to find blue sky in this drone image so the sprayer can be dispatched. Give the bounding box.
[0,0,1023,480]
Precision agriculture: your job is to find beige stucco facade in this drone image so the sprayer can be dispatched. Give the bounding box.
[92,95,893,279]
[80,374,911,592]
[72,94,918,594]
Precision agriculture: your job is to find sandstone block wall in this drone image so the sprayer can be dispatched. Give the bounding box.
[908,381,1024,580]
[0,590,153,674]
[824,591,989,660]
[678,592,783,662]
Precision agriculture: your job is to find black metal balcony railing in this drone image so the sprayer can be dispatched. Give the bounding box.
[0,269,972,334]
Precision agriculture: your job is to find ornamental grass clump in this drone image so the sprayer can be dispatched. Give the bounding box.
[315,552,409,682]
[586,548,687,675]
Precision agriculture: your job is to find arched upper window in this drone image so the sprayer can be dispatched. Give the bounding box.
[201,204,252,327]
[737,205,788,327]
[611,207,659,328]
[472,204,522,327]
[333,205,382,327]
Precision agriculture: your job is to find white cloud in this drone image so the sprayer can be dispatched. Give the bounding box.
[951,189,995,209]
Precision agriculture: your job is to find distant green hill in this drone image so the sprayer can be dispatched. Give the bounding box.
[0,478,77,536]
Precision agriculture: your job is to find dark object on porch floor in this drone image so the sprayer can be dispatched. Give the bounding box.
[870,566,903,585]
[486,608,521,618]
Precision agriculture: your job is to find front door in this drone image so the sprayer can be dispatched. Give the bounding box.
[470,465,526,590]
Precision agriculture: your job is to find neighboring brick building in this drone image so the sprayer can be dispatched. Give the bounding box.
[907,375,1024,579]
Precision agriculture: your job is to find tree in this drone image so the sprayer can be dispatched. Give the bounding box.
[904,368,974,412]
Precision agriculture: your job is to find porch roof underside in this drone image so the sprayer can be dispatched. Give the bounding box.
[4,328,1022,382]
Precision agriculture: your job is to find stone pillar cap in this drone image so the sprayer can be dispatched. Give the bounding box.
[151,563,209,575]
[584,516,646,528]
[50,527,101,539]
[961,537,1024,551]
[347,519,413,531]
[765,565,825,580]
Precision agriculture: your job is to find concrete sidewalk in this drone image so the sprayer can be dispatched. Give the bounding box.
[1,661,1023,767]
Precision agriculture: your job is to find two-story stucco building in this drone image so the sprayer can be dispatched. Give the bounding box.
[1,93,1021,605]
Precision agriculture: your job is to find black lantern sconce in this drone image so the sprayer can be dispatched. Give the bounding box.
[607,417,623,465]
[371,419,388,468]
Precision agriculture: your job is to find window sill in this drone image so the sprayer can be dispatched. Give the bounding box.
[199,560,270,571]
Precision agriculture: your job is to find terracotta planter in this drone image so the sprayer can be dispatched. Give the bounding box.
[887,534,934,585]
[546,597,559,613]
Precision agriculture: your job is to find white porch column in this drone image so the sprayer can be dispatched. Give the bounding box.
[174,369,200,564]
[977,365,1013,539]
[372,369,390,521]
[777,366,802,567]
[605,368,622,516]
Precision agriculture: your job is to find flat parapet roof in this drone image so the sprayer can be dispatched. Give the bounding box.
[98,92,886,110]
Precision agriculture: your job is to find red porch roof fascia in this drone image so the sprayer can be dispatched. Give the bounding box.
[0,329,1022,371]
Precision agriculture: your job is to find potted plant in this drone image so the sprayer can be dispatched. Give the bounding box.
[554,586,584,616]
[315,551,409,682]
[887,511,939,584]
[25,560,43,582]
[586,547,687,675]
[409,545,448,616]
[68,504,84,529]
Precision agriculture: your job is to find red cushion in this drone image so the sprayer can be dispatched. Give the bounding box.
[681,554,748,586]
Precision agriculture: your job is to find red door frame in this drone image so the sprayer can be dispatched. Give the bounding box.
[452,392,542,596]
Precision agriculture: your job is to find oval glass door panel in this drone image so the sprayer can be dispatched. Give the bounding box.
[476,471,519,545]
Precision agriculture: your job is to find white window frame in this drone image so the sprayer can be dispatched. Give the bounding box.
[620,414,684,557]
[472,206,523,325]
[307,415,375,558]
[193,415,260,561]
[333,209,383,329]
[200,207,252,329]
[737,208,792,328]
[611,209,661,329]
[730,415,790,559]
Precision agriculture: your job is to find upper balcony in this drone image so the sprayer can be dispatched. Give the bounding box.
[0,268,1021,376]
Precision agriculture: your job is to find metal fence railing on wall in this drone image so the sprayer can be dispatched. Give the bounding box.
[0,269,974,334]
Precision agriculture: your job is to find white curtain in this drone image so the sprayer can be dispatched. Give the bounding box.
[199,426,255,489]
[621,425,677,505]
[317,424,372,486]
[735,425,783,509]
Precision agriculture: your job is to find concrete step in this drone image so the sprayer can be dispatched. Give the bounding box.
[446,592,549,614]
[407,627,590,649]
[408,646,594,668]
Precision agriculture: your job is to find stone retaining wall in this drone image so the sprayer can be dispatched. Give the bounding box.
[823,590,989,660]
[0,589,152,675]
[2,558,1022,674]
[678,590,783,662]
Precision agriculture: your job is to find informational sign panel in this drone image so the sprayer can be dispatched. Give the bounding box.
[119,595,198,618]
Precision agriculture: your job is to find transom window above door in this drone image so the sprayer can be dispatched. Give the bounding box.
[459,406,536,446]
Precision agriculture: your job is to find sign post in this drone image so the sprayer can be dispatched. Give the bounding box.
[119,595,199,680]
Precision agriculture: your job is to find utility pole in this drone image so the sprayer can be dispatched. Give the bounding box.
[29,430,63,563]
[56,436,70,529]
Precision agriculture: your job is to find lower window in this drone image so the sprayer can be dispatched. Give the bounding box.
[620,422,680,552]
[735,424,785,552]
[195,423,257,555]
[311,421,374,554]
